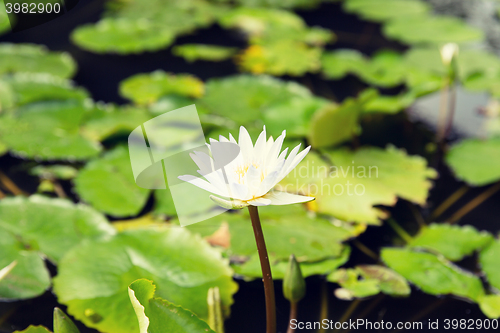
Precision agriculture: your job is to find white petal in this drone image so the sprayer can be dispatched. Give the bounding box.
[245,165,261,197]
[285,145,311,174]
[229,133,237,144]
[178,175,227,197]
[191,151,214,175]
[238,126,253,163]
[248,197,272,206]
[229,181,248,200]
[263,191,314,205]
[254,126,267,162]
[266,130,285,164]
[219,135,229,142]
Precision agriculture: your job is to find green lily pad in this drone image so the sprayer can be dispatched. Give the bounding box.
[279,146,437,224]
[363,91,415,114]
[231,0,325,9]
[343,0,430,22]
[480,240,500,292]
[3,73,88,106]
[80,104,152,141]
[119,71,204,105]
[383,16,484,45]
[71,18,175,54]
[263,96,330,138]
[478,294,500,319]
[328,265,410,300]
[172,44,237,62]
[30,165,78,180]
[187,205,359,263]
[0,3,11,36]
[233,245,351,280]
[445,137,500,186]
[129,279,215,333]
[199,75,311,125]
[308,93,375,148]
[0,100,102,160]
[53,228,238,333]
[0,195,114,300]
[381,248,484,301]
[0,43,76,78]
[74,146,150,217]
[14,326,51,333]
[237,40,322,76]
[410,224,493,261]
[321,49,367,80]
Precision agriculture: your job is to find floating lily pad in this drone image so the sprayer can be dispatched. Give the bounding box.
[74,146,150,217]
[279,146,437,224]
[321,49,367,80]
[233,244,351,280]
[80,104,152,141]
[478,294,500,319]
[186,205,359,263]
[445,137,500,186]
[0,43,76,78]
[328,265,410,300]
[0,100,102,160]
[119,71,204,105]
[237,41,322,76]
[3,73,88,106]
[232,0,325,9]
[383,16,484,45]
[129,279,215,333]
[308,94,372,148]
[53,228,237,333]
[0,3,10,36]
[30,165,78,180]
[343,0,430,22]
[263,96,330,138]
[172,44,238,62]
[14,326,51,333]
[199,75,311,124]
[480,240,500,292]
[410,224,493,261]
[71,18,175,54]
[0,195,114,300]
[363,91,415,114]
[381,248,484,301]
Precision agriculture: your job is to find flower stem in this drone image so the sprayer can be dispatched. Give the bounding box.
[286,302,298,333]
[248,205,276,333]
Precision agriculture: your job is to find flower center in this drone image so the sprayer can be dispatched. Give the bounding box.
[233,162,266,184]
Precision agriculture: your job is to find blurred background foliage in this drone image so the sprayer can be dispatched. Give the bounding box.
[1,0,500,332]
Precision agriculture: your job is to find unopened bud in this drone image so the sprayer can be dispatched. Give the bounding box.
[440,43,459,66]
[283,254,306,303]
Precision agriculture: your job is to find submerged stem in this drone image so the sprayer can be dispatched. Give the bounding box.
[386,218,413,244]
[248,205,276,333]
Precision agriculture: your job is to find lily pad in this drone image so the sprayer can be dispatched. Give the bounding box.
[480,239,500,292]
[0,100,102,160]
[71,18,175,54]
[30,165,78,180]
[80,104,152,141]
[74,146,150,217]
[381,248,484,301]
[3,73,89,106]
[119,71,204,105]
[321,49,367,80]
[199,75,311,124]
[328,265,410,300]
[262,96,330,138]
[0,195,115,300]
[14,326,51,333]
[233,245,351,280]
[236,41,322,76]
[410,224,493,261]
[343,0,430,22]
[308,94,372,148]
[445,137,500,186]
[478,294,500,319]
[383,15,484,45]
[0,43,76,78]
[279,146,437,224]
[129,279,216,333]
[187,205,358,263]
[53,228,238,333]
[172,44,237,62]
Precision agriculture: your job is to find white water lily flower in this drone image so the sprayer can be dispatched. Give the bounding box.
[178,126,314,208]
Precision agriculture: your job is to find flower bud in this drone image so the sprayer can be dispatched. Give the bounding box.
[440,43,459,66]
[283,254,306,303]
